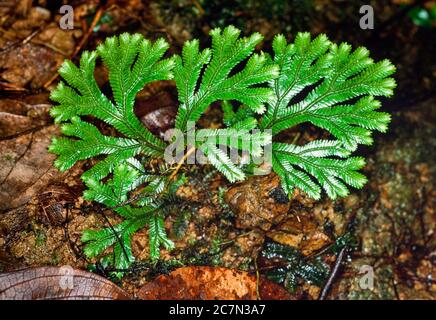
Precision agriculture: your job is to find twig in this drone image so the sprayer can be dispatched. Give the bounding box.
[168,146,196,182]
[0,132,34,185]
[43,6,104,89]
[254,256,261,300]
[318,246,347,300]
[31,39,68,55]
[0,28,41,55]
[95,204,131,266]
[217,230,256,247]
[291,132,300,145]
[392,276,401,300]
[63,205,91,263]
[0,81,27,92]
[192,0,205,15]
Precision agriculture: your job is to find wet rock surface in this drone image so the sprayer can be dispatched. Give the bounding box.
[331,100,436,300]
[267,213,332,256]
[225,174,290,231]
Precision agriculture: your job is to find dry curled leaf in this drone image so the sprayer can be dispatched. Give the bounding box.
[36,184,77,226]
[0,267,130,300]
[137,266,293,300]
[134,87,178,138]
[0,125,61,211]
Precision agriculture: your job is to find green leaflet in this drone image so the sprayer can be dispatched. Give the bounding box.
[148,213,175,261]
[262,242,330,292]
[49,117,142,172]
[81,162,172,273]
[260,33,395,151]
[50,34,173,174]
[272,140,366,199]
[221,101,258,130]
[174,26,279,131]
[259,32,395,199]
[82,216,148,274]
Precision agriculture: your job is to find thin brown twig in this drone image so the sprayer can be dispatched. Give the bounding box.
[168,147,196,182]
[217,230,256,247]
[254,256,261,300]
[95,204,131,266]
[43,6,104,89]
[31,39,68,55]
[318,246,347,300]
[192,0,205,15]
[0,81,27,92]
[0,28,41,55]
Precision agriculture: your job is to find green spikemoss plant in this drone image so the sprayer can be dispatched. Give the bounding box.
[49,26,395,275]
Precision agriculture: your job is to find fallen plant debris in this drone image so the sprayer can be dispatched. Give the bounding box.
[0,125,61,211]
[137,266,293,300]
[0,266,130,300]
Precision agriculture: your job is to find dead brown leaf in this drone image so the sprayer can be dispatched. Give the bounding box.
[0,266,130,300]
[0,125,61,211]
[134,85,178,138]
[137,266,293,300]
[0,97,51,138]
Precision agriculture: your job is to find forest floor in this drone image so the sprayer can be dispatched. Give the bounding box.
[0,0,434,299]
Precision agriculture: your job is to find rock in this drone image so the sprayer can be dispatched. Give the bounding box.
[225,174,290,231]
[266,214,332,256]
[225,174,331,255]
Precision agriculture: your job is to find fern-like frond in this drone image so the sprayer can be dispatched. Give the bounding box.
[50,34,174,164]
[306,96,391,150]
[260,32,395,151]
[148,213,175,261]
[272,140,367,199]
[49,30,395,273]
[261,33,332,129]
[221,101,258,130]
[174,26,279,131]
[81,162,166,271]
[196,128,271,158]
[82,216,149,273]
[199,142,245,183]
[83,163,155,217]
[49,117,142,172]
